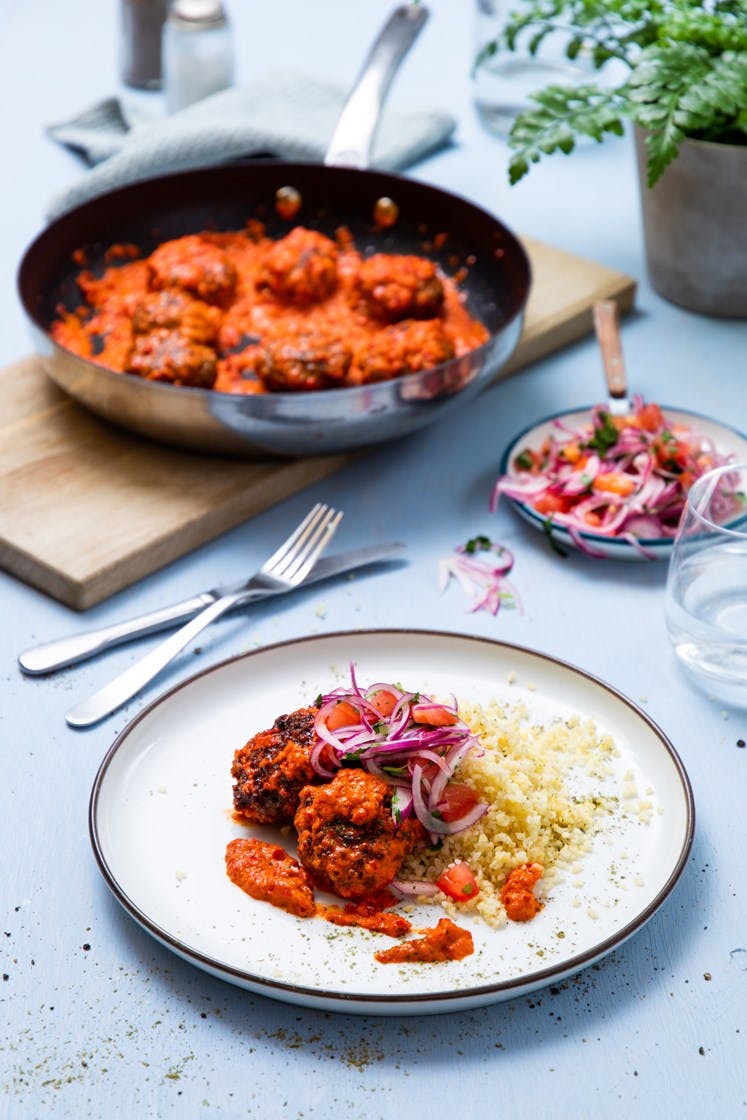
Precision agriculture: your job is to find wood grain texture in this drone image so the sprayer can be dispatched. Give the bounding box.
[0,239,635,609]
[503,238,637,376]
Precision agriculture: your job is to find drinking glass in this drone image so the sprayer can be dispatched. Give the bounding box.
[665,462,747,707]
[472,0,591,138]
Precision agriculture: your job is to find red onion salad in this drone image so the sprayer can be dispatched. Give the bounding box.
[439,535,521,615]
[491,398,740,557]
[311,664,487,846]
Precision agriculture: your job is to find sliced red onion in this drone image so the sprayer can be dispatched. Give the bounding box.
[390,878,440,899]
[411,764,449,841]
[390,785,413,824]
[618,532,658,559]
[309,664,485,839]
[566,525,609,558]
[411,764,487,841]
[494,398,741,552]
[309,738,338,779]
[440,538,520,617]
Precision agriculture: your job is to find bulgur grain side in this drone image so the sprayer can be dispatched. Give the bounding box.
[400,697,623,927]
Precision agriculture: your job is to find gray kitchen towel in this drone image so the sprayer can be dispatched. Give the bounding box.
[46,71,456,221]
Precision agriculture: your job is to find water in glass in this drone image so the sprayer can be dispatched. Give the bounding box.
[665,463,747,707]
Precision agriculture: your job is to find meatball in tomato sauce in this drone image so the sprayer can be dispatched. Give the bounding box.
[231,706,317,826]
[354,253,444,322]
[354,318,455,384]
[149,235,237,307]
[255,331,352,391]
[127,328,217,388]
[257,227,339,306]
[131,289,221,345]
[294,769,424,900]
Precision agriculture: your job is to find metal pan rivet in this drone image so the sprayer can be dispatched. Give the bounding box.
[275,186,302,220]
[373,197,399,229]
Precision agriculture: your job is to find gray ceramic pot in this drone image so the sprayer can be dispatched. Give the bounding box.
[635,127,747,317]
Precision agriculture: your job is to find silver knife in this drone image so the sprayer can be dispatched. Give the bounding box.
[18,542,405,676]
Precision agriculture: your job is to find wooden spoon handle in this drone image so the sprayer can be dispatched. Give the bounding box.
[593,299,628,402]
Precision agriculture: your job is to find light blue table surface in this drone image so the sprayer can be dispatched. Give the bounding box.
[2,2,746,1117]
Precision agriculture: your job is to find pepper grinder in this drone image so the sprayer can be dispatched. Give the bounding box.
[162,0,235,114]
[120,0,169,89]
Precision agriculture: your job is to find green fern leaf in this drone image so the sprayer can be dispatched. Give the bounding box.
[507,85,626,183]
[624,44,747,182]
[499,0,747,184]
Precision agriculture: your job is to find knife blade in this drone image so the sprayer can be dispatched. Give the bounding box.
[18,541,405,676]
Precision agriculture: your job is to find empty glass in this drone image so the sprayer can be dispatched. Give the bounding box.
[665,463,747,707]
[472,0,591,137]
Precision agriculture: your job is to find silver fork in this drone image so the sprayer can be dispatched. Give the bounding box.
[65,503,342,729]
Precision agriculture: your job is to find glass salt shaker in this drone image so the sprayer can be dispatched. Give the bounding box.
[162,0,235,114]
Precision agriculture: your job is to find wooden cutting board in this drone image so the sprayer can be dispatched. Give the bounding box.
[0,238,635,609]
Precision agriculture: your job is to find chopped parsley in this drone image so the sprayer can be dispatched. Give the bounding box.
[584,410,619,455]
[542,517,568,557]
[464,534,493,554]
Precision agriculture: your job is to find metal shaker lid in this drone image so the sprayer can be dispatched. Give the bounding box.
[168,0,227,27]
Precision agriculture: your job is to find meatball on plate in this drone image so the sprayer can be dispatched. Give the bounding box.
[294,769,425,899]
[231,706,317,826]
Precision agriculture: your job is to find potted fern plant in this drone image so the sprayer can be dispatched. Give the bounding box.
[480,0,747,316]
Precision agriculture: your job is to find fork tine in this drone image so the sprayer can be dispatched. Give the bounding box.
[260,503,327,572]
[63,505,343,728]
[283,509,343,586]
[271,505,331,580]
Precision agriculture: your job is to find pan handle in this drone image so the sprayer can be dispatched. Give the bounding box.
[324,3,429,170]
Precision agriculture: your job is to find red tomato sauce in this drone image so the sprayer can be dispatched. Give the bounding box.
[225,837,316,918]
[320,889,412,938]
[500,862,544,922]
[374,917,474,963]
[52,223,489,394]
[225,838,476,959]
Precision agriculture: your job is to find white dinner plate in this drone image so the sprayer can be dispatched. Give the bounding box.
[90,630,694,1015]
[498,406,747,560]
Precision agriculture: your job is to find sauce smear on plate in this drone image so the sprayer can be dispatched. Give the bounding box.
[374,918,474,963]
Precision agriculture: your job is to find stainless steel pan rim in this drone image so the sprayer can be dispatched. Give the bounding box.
[19,159,530,458]
[18,4,530,459]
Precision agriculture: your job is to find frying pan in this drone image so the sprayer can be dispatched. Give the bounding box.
[17,6,530,459]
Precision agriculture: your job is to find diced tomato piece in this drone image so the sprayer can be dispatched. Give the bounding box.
[669,439,692,468]
[612,414,633,430]
[436,782,480,823]
[592,472,636,496]
[560,443,582,464]
[532,492,572,515]
[371,689,397,717]
[325,700,359,731]
[653,438,670,465]
[436,861,480,902]
[412,705,457,726]
[654,436,691,469]
[636,402,664,432]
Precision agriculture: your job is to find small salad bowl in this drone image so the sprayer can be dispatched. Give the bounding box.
[495,404,747,561]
